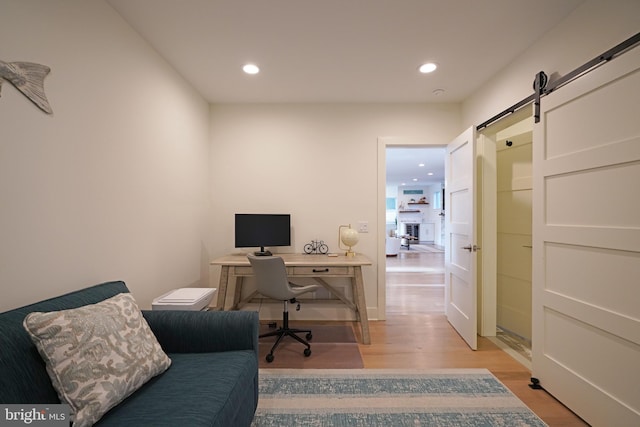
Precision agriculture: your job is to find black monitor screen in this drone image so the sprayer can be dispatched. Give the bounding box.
[235,214,291,255]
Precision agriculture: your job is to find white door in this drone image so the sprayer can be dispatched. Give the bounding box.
[532,49,640,426]
[445,127,478,350]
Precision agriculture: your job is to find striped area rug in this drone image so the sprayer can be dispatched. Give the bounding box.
[252,369,547,427]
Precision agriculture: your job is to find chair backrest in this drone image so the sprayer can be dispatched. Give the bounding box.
[247,255,296,301]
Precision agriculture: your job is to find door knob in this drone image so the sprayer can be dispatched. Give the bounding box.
[461,245,480,252]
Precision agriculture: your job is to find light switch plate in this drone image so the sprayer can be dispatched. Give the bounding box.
[358,221,368,233]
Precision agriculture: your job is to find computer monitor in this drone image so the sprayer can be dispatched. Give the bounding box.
[234,213,291,256]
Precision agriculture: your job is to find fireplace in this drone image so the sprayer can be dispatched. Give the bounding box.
[402,222,420,239]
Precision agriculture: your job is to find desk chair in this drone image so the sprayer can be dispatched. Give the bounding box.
[247,254,319,363]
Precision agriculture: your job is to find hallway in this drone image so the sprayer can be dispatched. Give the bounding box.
[386,249,445,315]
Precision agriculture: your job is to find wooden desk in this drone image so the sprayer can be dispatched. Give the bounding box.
[210,253,372,344]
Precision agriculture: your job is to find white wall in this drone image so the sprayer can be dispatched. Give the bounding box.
[209,103,461,319]
[0,0,211,311]
[463,0,640,127]
[4,0,633,317]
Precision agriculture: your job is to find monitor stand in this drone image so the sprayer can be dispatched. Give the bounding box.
[254,247,272,256]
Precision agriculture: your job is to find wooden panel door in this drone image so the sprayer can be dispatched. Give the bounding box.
[445,127,478,350]
[532,49,640,426]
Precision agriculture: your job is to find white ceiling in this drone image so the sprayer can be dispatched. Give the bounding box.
[107,0,582,104]
[386,146,446,188]
[106,0,583,185]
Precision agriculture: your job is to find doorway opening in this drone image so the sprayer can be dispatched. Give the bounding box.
[480,113,533,368]
[378,125,532,359]
[384,146,446,316]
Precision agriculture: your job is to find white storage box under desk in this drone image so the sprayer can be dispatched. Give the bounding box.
[152,288,217,311]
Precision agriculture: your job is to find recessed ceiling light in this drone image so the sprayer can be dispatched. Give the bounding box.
[428,172,434,176]
[412,178,418,182]
[418,163,425,167]
[243,64,260,74]
[419,63,437,73]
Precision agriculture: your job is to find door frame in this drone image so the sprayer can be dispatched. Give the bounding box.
[377,135,496,331]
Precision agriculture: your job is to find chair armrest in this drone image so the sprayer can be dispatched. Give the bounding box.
[142,310,259,356]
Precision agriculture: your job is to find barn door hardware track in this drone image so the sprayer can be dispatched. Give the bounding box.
[477,31,640,130]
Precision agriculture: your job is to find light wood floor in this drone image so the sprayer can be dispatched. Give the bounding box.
[356,250,588,427]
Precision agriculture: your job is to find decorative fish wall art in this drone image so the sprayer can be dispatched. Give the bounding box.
[0,60,53,114]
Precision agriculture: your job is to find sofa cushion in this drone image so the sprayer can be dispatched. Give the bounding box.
[23,293,171,427]
[94,351,259,427]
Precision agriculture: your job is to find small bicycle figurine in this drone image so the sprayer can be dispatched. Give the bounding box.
[304,239,328,254]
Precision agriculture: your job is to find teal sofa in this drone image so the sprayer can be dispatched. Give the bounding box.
[0,281,259,426]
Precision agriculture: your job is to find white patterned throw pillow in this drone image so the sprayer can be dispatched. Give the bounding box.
[23,292,171,427]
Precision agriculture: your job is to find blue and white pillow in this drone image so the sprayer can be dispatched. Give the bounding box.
[23,293,171,427]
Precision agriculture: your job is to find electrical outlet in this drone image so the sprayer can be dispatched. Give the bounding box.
[358,221,368,233]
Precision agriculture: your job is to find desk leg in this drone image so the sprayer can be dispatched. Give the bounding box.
[352,266,371,345]
[216,266,230,310]
[231,276,244,310]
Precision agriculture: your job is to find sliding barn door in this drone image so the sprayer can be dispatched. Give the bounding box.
[532,49,640,426]
[445,127,478,350]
